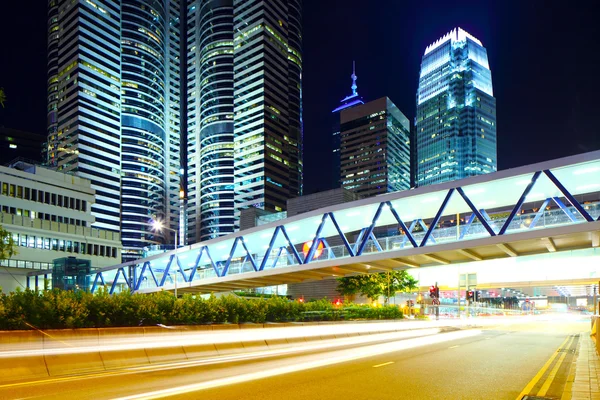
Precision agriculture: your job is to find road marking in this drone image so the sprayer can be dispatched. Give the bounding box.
[449,345,459,349]
[515,335,571,400]
[373,362,394,368]
[537,335,575,397]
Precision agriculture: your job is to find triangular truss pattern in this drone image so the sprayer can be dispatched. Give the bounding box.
[305,213,354,263]
[91,272,106,293]
[134,261,159,291]
[529,197,578,229]
[459,209,497,240]
[499,172,541,235]
[420,189,455,247]
[260,226,303,270]
[188,246,218,280]
[353,228,382,255]
[88,165,600,295]
[110,267,130,294]
[456,187,497,237]
[385,201,418,248]
[401,219,434,248]
[543,170,594,222]
[270,246,298,269]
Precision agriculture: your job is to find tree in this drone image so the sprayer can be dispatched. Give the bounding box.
[337,270,418,304]
[0,225,17,260]
[0,88,6,108]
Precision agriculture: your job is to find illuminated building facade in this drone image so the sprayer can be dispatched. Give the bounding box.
[415,27,496,187]
[340,97,411,197]
[331,62,364,189]
[186,0,235,243]
[232,0,303,218]
[186,0,303,242]
[46,0,182,261]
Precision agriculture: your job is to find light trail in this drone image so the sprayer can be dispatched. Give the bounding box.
[113,329,482,400]
[0,316,549,358]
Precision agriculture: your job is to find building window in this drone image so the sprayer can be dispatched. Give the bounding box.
[1,183,6,195]
[9,184,15,197]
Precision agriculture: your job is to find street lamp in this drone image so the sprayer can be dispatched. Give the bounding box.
[152,219,179,297]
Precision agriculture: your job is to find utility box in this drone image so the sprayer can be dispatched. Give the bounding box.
[52,257,92,291]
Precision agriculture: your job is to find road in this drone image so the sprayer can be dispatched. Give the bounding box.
[2,316,587,400]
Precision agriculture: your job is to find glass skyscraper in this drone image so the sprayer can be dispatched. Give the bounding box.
[340,97,411,197]
[48,0,302,251]
[47,0,182,261]
[415,27,496,187]
[186,0,303,242]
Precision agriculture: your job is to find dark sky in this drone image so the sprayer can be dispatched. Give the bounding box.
[1,1,599,195]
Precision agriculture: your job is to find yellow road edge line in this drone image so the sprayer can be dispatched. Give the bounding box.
[449,345,459,348]
[537,335,574,396]
[515,335,570,400]
[373,361,394,368]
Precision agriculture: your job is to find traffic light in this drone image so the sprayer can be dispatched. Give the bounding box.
[467,290,474,301]
[476,290,482,302]
[429,285,436,298]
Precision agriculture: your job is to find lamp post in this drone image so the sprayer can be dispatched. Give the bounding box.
[152,219,179,297]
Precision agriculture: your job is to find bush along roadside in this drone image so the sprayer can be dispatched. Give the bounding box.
[0,288,403,330]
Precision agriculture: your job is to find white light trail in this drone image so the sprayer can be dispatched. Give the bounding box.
[113,329,482,400]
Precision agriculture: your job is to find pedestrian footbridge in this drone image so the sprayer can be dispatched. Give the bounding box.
[32,152,600,294]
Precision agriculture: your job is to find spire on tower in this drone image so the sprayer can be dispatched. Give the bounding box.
[351,61,358,96]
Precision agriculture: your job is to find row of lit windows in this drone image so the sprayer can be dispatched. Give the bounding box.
[0,182,87,211]
[11,233,118,258]
[0,206,86,227]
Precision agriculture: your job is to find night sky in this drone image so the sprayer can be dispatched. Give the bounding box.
[1,1,599,195]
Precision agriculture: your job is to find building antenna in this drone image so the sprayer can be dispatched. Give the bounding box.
[351,61,358,96]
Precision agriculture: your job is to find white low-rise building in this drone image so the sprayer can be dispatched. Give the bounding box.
[0,162,121,292]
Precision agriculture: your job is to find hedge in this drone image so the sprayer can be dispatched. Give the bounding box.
[0,288,403,330]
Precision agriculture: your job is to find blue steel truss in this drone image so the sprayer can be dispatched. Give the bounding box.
[88,164,600,295]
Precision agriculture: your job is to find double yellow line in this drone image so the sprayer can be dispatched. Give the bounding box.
[516,335,576,400]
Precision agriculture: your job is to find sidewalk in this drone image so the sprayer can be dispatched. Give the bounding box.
[567,329,600,400]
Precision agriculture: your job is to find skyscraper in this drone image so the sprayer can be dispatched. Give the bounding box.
[186,0,235,243]
[340,97,411,197]
[186,0,303,242]
[415,27,496,187]
[48,0,302,252]
[47,0,181,261]
[232,0,303,215]
[331,62,364,189]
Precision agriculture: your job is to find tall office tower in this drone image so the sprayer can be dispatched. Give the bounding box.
[415,27,496,187]
[47,0,182,261]
[186,0,303,242]
[339,97,411,197]
[232,0,303,217]
[331,62,364,189]
[120,1,181,261]
[47,0,122,234]
[186,0,235,243]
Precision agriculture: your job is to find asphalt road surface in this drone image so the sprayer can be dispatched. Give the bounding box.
[2,316,587,400]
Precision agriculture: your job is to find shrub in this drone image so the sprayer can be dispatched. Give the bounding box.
[0,289,403,330]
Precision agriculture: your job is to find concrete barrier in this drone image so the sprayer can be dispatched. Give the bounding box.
[146,346,188,364]
[182,343,219,359]
[45,351,104,376]
[100,348,150,370]
[42,328,99,349]
[240,340,269,353]
[1,355,48,382]
[0,330,43,352]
